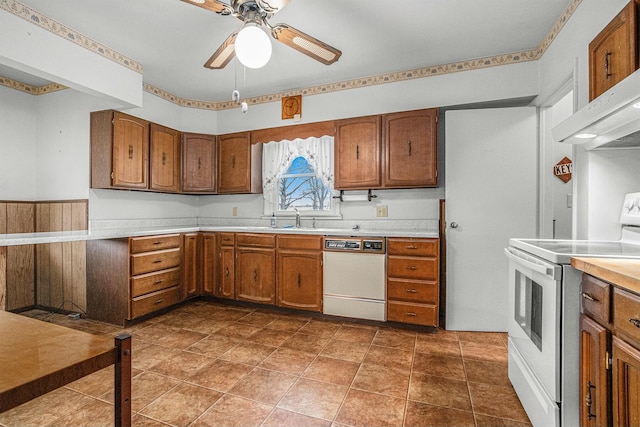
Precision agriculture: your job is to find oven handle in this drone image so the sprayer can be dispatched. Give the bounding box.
[504,248,554,277]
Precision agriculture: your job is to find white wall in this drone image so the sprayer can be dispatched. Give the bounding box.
[0,86,37,200]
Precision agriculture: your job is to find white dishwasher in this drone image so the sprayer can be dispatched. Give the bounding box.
[323,237,386,321]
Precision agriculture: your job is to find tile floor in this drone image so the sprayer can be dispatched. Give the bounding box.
[0,300,532,427]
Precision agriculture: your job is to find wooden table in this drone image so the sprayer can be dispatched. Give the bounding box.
[0,311,131,426]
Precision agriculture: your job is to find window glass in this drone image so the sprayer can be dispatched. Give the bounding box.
[278,156,332,211]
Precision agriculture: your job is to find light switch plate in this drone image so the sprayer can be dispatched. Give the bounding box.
[376,205,388,217]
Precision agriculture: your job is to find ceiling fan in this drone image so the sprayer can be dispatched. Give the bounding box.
[181,0,342,69]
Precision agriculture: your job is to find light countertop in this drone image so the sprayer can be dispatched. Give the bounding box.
[572,257,640,295]
[0,225,439,246]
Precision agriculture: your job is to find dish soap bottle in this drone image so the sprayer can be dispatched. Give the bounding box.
[270,212,277,228]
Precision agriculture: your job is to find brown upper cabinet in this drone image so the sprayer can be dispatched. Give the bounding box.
[383,109,438,188]
[91,110,149,190]
[334,115,382,190]
[589,0,640,101]
[181,133,216,193]
[217,132,263,194]
[150,123,181,193]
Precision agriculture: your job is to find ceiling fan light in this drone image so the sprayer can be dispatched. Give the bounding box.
[235,24,272,69]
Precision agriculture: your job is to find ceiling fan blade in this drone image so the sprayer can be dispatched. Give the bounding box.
[271,24,341,65]
[204,32,237,69]
[256,0,292,14]
[181,0,232,15]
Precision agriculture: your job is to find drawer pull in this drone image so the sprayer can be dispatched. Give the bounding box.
[154,280,163,285]
[629,318,640,328]
[405,312,417,317]
[154,299,164,305]
[153,241,163,245]
[581,292,598,302]
[152,260,163,264]
[406,266,418,271]
[405,289,418,293]
[406,245,418,250]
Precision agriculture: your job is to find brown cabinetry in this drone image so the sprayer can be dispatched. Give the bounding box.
[386,237,439,327]
[579,273,640,426]
[181,133,216,193]
[86,234,182,326]
[334,116,382,189]
[201,232,217,296]
[182,233,200,299]
[216,232,235,299]
[217,132,262,194]
[383,109,438,187]
[150,124,181,193]
[276,235,323,312]
[235,233,276,304]
[90,110,149,190]
[589,0,640,100]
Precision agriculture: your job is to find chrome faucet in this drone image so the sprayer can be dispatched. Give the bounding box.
[294,208,301,228]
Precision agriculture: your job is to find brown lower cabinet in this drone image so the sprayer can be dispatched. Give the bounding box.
[579,273,640,426]
[86,234,182,326]
[276,235,323,312]
[235,233,276,304]
[216,233,235,299]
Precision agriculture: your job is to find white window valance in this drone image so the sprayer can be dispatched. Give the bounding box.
[262,135,335,215]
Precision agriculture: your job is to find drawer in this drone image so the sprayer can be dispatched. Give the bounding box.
[387,238,438,257]
[614,287,640,344]
[131,248,181,276]
[130,234,181,253]
[387,301,438,327]
[131,267,181,298]
[387,256,438,280]
[236,233,276,248]
[581,273,611,325]
[277,234,323,250]
[220,232,235,246]
[387,279,438,304]
[130,286,180,319]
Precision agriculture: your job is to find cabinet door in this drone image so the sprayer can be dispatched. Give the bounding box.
[150,124,181,193]
[277,250,322,312]
[112,111,149,189]
[236,248,275,304]
[334,116,381,189]
[612,335,640,426]
[217,132,251,193]
[217,245,235,299]
[580,314,610,427]
[201,233,216,296]
[182,233,199,299]
[589,1,637,101]
[383,109,437,188]
[182,133,216,193]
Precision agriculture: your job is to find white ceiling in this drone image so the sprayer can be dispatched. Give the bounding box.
[8,0,572,103]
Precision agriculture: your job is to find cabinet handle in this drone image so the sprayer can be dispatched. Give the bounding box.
[405,312,417,317]
[152,260,163,264]
[225,267,229,278]
[197,157,201,169]
[408,140,412,156]
[253,269,257,282]
[581,292,598,302]
[232,156,236,168]
[585,381,596,420]
[406,245,418,250]
[604,51,612,79]
[162,152,166,165]
[406,289,418,293]
[154,280,163,285]
[356,145,359,160]
[297,273,301,288]
[153,241,163,245]
[629,318,640,328]
[154,299,164,305]
[128,144,134,159]
[406,266,418,271]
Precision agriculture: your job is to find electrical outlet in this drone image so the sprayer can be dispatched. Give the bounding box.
[376,205,388,217]
[232,207,238,216]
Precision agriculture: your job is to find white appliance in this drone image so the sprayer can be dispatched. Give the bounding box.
[505,192,640,427]
[323,237,386,321]
[553,68,640,150]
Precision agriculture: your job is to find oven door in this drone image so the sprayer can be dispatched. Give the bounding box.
[505,246,562,401]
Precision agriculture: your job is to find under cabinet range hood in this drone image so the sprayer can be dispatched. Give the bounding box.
[553,68,640,150]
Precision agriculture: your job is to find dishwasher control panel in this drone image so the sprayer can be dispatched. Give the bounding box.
[324,237,385,253]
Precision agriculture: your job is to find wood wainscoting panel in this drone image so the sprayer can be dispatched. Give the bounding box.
[4,203,35,311]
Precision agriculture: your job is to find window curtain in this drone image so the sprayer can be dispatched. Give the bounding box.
[262,135,335,214]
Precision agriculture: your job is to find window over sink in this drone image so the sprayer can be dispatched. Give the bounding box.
[262,136,340,218]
